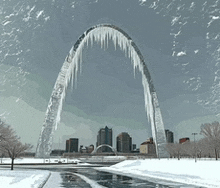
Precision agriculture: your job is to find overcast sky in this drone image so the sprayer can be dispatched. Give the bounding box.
[1,0,220,150]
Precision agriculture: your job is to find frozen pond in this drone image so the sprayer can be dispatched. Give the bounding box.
[34,166,204,188]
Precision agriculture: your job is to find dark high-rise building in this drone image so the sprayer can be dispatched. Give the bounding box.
[165,129,174,143]
[66,138,78,153]
[116,132,132,153]
[96,126,112,152]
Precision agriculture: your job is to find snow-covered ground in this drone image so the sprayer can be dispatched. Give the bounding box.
[0,168,50,188]
[0,157,88,187]
[1,158,220,187]
[97,158,220,188]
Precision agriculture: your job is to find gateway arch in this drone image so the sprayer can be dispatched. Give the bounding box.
[35,24,169,158]
[91,144,117,155]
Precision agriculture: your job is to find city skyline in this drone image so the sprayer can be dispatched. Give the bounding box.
[56,127,179,152]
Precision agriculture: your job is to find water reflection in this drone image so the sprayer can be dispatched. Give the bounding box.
[95,171,113,187]
[34,167,204,188]
[94,170,170,188]
[117,174,132,181]
[60,172,91,188]
[100,173,113,180]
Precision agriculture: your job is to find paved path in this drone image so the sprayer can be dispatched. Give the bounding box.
[43,171,62,188]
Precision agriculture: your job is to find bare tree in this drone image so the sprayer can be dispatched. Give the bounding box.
[196,138,212,158]
[0,121,14,142]
[181,141,194,158]
[200,121,220,160]
[166,142,184,160]
[166,143,174,158]
[0,120,32,170]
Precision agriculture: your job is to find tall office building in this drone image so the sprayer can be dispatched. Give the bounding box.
[96,126,112,152]
[116,132,132,153]
[66,138,79,153]
[165,129,174,143]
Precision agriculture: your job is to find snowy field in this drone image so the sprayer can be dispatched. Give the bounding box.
[97,158,220,188]
[0,168,50,188]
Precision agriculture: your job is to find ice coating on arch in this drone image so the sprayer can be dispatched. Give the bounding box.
[35,24,168,158]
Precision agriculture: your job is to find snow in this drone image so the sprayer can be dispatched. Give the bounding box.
[139,0,146,6]
[170,30,181,38]
[36,10,44,19]
[194,50,199,54]
[97,158,220,188]
[211,16,219,20]
[171,16,181,26]
[177,51,186,57]
[189,2,196,11]
[2,21,12,26]
[0,158,88,187]
[0,168,50,188]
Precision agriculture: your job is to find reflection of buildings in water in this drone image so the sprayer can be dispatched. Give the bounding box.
[96,171,113,187]
[62,172,88,187]
[63,173,77,183]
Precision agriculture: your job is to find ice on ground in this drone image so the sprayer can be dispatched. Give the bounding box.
[0,169,50,188]
[96,159,220,188]
[73,173,106,188]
